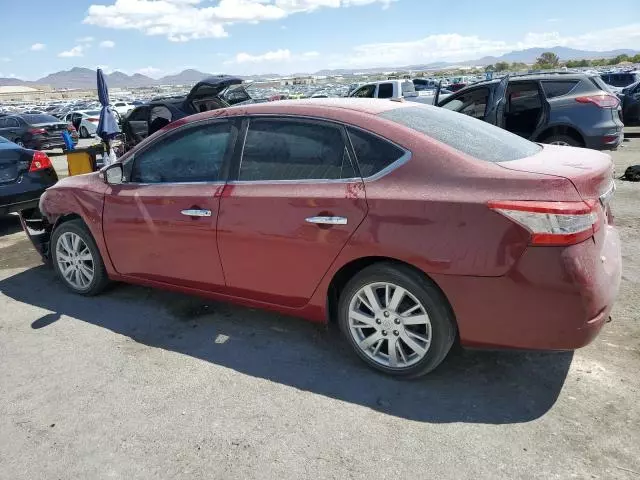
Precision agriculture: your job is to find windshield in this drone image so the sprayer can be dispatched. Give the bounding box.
[22,114,60,123]
[379,105,542,162]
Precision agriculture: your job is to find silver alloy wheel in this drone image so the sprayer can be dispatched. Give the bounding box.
[348,282,432,369]
[549,140,570,146]
[55,232,95,290]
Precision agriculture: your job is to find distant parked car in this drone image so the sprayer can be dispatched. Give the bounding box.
[121,76,251,147]
[0,135,58,216]
[620,80,640,124]
[437,72,624,150]
[24,99,620,378]
[600,71,640,89]
[63,110,102,138]
[112,101,135,117]
[0,114,78,150]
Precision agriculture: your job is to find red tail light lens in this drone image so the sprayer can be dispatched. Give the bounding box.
[28,128,46,135]
[575,94,620,109]
[488,200,600,246]
[29,151,53,172]
[87,117,99,122]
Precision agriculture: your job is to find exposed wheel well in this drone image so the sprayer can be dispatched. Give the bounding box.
[536,125,585,146]
[52,213,84,232]
[326,256,455,328]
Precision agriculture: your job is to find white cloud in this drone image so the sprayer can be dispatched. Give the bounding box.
[226,48,322,65]
[100,40,116,48]
[136,66,163,77]
[327,23,640,69]
[547,18,560,23]
[30,43,46,51]
[0,57,10,62]
[58,45,85,58]
[76,36,95,43]
[83,0,393,42]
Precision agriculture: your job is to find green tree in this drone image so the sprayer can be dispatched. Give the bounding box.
[535,51,560,70]
[485,64,495,72]
[495,61,510,72]
[510,62,528,71]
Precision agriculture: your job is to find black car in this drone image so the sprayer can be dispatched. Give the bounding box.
[600,71,640,89]
[620,80,640,125]
[435,72,624,150]
[0,136,58,216]
[121,76,251,148]
[0,114,78,150]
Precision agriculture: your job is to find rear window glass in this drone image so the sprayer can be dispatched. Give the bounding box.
[379,106,542,162]
[541,81,578,99]
[590,76,612,92]
[22,114,58,123]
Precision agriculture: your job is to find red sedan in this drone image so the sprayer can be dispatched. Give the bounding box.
[22,99,622,377]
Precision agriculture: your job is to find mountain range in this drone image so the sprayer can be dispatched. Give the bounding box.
[1,46,637,90]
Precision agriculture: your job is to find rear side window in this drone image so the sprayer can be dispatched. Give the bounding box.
[378,83,394,98]
[379,106,542,162]
[131,121,232,183]
[541,81,578,99]
[347,128,405,177]
[127,107,148,121]
[239,119,356,181]
[440,88,489,119]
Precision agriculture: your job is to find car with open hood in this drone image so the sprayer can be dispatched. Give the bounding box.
[121,75,251,148]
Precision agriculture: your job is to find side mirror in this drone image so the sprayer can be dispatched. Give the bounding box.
[101,163,124,185]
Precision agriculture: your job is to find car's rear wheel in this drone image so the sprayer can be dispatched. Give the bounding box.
[80,126,89,138]
[51,219,109,296]
[338,263,456,377]
[544,134,581,147]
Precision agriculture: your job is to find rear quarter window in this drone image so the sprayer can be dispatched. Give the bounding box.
[541,81,578,99]
[379,106,542,162]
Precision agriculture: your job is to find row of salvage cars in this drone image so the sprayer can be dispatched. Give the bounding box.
[16,74,622,377]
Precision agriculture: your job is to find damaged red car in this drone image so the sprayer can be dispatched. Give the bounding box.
[21,99,621,377]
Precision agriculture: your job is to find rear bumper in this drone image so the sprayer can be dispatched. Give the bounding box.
[0,197,40,216]
[584,129,624,150]
[432,226,622,351]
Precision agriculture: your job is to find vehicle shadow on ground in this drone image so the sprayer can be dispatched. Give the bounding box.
[0,266,573,425]
[0,215,22,237]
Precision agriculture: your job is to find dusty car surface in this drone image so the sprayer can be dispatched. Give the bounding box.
[21,98,621,377]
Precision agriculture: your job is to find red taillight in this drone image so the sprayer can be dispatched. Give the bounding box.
[575,94,619,109]
[488,200,600,246]
[87,117,99,122]
[29,151,53,172]
[28,128,46,135]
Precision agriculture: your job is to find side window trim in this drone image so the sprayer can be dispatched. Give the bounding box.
[229,115,361,185]
[124,118,238,185]
[345,125,411,182]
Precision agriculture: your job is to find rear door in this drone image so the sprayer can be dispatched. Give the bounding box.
[103,119,238,290]
[504,81,546,139]
[217,116,367,307]
[0,117,22,143]
[484,76,509,128]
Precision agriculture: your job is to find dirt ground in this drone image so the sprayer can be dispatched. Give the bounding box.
[0,135,638,479]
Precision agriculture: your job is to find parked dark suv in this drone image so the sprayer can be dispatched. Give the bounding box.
[600,71,640,89]
[437,73,624,150]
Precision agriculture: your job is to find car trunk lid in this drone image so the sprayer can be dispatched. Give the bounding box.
[497,144,614,201]
[0,144,31,183]
[186,75,244,102]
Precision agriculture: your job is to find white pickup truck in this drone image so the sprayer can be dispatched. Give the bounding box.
[348,79,447,105]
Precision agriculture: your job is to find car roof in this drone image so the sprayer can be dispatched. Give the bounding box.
[231,98,413,115]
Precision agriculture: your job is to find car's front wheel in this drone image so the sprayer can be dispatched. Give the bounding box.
[338,263,456,378]
[80,126,89,138]
[51,219,109,296]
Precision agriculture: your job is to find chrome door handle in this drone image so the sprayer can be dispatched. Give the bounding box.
[181,209,212,217]
[305,216,348,225]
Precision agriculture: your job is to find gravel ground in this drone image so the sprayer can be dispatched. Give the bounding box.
[0,134,639,479]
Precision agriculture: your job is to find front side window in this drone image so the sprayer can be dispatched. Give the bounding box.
[238,119,355,181]
[127,107,148,122]
[130,121,232,183]
[352,85,376,98]
[440,88,490,119]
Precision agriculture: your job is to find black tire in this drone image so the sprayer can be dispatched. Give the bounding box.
[338,262,456,378]
[543,134,581,147]
[50,219,110,296]
[80,126,89,139]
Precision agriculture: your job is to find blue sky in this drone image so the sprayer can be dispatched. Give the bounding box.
[1,0,639,80]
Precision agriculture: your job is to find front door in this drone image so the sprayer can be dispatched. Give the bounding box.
[217,117,367,308]
[103,119,237,290]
